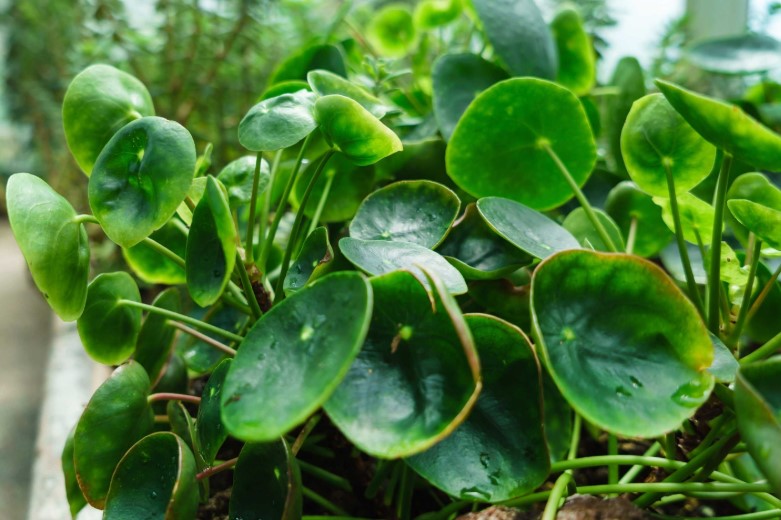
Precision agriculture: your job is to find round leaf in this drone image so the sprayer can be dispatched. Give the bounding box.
[471,0,556,79]
[123,220,187,285]
[134,288,180,384]
[655,192,717,245]
[283,226,334,295]
[315,95,403,166]
[260,80,310,101]
[708,332,738,384]
[414,0,462,29]
[104,432,198,519]
[221,272,372,441]
[196,359,231,465]
[77,272,142,365]
[238,90,317,152]
[6,173,89,321]
[406,314,548,502]
[339,237,468,295]
[74,361,154,508]
[229,440,302,520]
[477,197,580,259]
[656,79,781,172]
[726,172,781,246]
[562,207,625,252]
[621,93,717,197]
[89,116,196,247]
[308,69,392,119]
[531,250,714,437]
[606,57,646,175]
[605,181,672,258]
[446,78,596,210]
[366,4,417,58]
[186,176,237,307]
[729,199,781,250]
[432,53,508,141]
[62,64,154,175]
[217,155,270,209]
[325,270,480,457]
[687,33,781,75]
[269,43,346,84]
[551,8,595,96]
[350,180,460,248]
[735,359,781,495]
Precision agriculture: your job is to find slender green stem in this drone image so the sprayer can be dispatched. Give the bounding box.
[397,465,414,520]
[148,392,201,405]
[663,432,678,460]
[746,261,781,324]
[72,214,100,225]
[708,153,733,333]
[258,149,283,253]
[245,152,264,266]
[542,143,618,252]
[292,414,322,456]
[618,443,661,484]
[664,164,705,317]
[117,299,243,343]
[607,434,619,487]
[625,217,638,255]
[306,170,336,237]
[142,237,186,268]
[275,150,336,301]
[258,133,314,278]
[541,471,573,520]
[741,328,781,364]
[167,321,236,357]
[235,250,262,321]
[652,511,781,520]
[729,235,762,351]
[298,460,352,492]
[589,482,770,494]
[366,460,394,500]
[568,413,581,460]
[303,487,349,516]
[196,457,238,480]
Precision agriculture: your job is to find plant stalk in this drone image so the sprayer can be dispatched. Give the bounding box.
[708,153,733,333]
[117,299,243,343]
[729,235,762,351]
[245,151,263,266]
[167,321,237,357]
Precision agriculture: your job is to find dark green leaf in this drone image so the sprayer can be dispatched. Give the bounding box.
[238,90,317,152]
[605,181,672,257]
[134,288,180,384]
[196,359,231,465]
[283,227,334,295]
[217,155,270,209]
[269,44,346,84]
[562,207,625,252]
[62,426,87,518]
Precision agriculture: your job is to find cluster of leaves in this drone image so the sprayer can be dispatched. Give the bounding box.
[8,1,781,519]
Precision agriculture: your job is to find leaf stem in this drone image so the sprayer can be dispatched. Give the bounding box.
[167,321,237,357]
[708,153,733,333]
[235,250,262,321]
[72,214,100,226]
[303,487,349,516]
[117,299,243,343]
[729,235,762,351]
[298,460,352,492]
[542,414,581,520]
[275,150,336,301]
[740,328,781,364]
[142,237,185,269]
[306,170,336,237]
[618,443,661,484]
[292,413,322,456]
[258,149,284,252]
[607,434,619,487]
[651,510,781,520]
[625,217,638,255]
[746,261,781,325]
[148,392,201,405]
[196,457,238,480]
[244,151,264,266]
[541,143,618,252]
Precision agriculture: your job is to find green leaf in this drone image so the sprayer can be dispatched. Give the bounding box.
[325,270,480,457]
[314,95,403,166]
[717,241,749,286]
[471,0,556,79]
[708,332,738,384]
[6,173,90,321]
[308,69,392,119]
[605,181,672,257]
[726,172,781,246]
[438,203,531,279]
[660,242,708,285]
[432,53,508,141]
[175,177,208,227]
[366,4,418,58]
[62,64,154,175]
[339,237,468,295]
[551,8,595,96]
[655,192,717,245]
[229,440,302,520]
[446,78,596,210]
[221,272,372,441]
[260,80,311,101]
[729,199,781,250]
[476,197,580,259]
[151,354,189,415]
[562,207,625,252]
[77,273,142,366]
[532,250,714,437]
[74,361,154,508]
[542,372,572,463]
[406,314,548,502]
[606,57,646,175]
[196,359,231,465]
[735,359,781,495]
[217,155,270,209]
[747,262,781,343]
[181,305,247,374]
[687,33,781,75]
[283,227,334,295]
[238,90,317,152]
[621,94,717,197]
[134,288,180,384]
[89,116,196,247]
[167,401,196,457]
[186,176,237,307]
[414,0,462,29]
[104,432,198,519]
[350,180,460,248]
[269,43,346,84]
[62,426,87,518]
[656,79,781,172]
[123,220,187,285]
[469,279,532,333]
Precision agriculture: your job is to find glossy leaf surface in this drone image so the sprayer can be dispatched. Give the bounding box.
[123,221,186,285]
[729,199,781,249]
[217,155,270,209]
[406,314,548,502]
[308,69,391,119]
[6,173,89,321]
[77,273,142,366]
[134,288,180,384]
[181,306,247,374]
[726,172,781,245]
[477,197,580,259]
[605,181,672,257]
[350,180,460,248]
[229,440,302,520]
[89,116,196,247]
[446,78,596,210]
[315,95,402,166]
[62,64,154,175]
[104,432,198,519]
[283,227,334,295]
[551,8,595,96]
[432,53,508,141]
[562,207,625,252]
[325,270,480,457]
[74,362,154,508]
[656,79,781,172]
[339,237,468,294]
[186,176,237,307]
[621,93,716,197]
[471,0,556,78]
[238,90,317,152]
[196,359,231,465]
[221,272,372,441]
[532,250,714,437]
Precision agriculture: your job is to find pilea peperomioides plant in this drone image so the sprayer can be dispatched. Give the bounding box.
[9,2,781,518]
